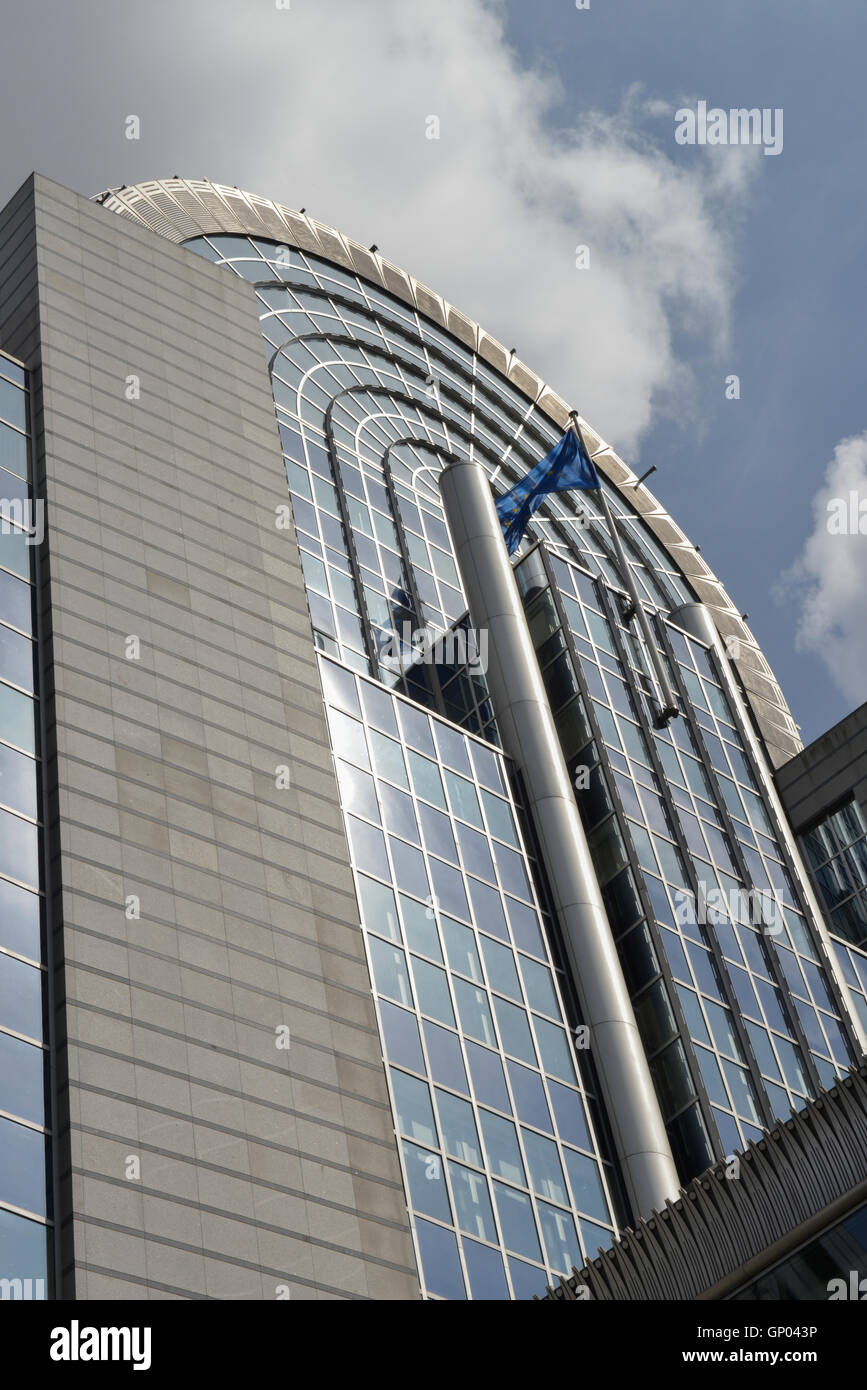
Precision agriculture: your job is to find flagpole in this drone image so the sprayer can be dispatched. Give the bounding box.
[568,413,679,726]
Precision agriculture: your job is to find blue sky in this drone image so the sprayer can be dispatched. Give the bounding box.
[503,0,867,741]
[0,0,863,743]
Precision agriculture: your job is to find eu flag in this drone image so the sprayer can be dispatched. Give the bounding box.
[495,428,601,555]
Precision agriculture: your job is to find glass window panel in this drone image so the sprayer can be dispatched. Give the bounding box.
[337,760,378,822]
[0,811,37,889]
[455,823,496,882]
[0,627,32,692]
[370,730,408,787]
[533,1018,576,1083]
[418,803,458,864]
[453,979,495,1045]
[0,951,42,1040]
[0,422,27,481]
[0,877,40,959]
[0,1206,47,1290]
[403,1141,450,1222]
[493,997,536,1065]
[398,703,436,757]
[694,1045,729,1108]
[0,1030,43,1125]
[703,999,743,1062]
[563,1148,610,1224]
[466,878,509,941]
[430,859,470,921]
[347,818,389,880]
[424,1021,469,1094]
[380,1000,425,1073]
[522,1129,568,1205]
[400,895,442,960]
[494,1183,542,1262]
[505,898,545,956]
[0,570,31,633]
[538,1202,582,1275]
[548,1082,591,1151]
[0,1115,45,1216]
[463,1238,509,1300]
[389,839,430,900]
[416,1219,465,1300]
[481,791,519,847]
[442,916,482,981]
[391,1068,437,1146]
[436,1091,482,1166]
[369,938,412,1007]
[328,708,369,770]
[448,1161,496,1242]
[412,958,455,1027]
[519,957,559,1017]
[721,1059,762,1125]
[507,1062,552,1132]
[676,985,711,1046]
[480,936,522,1001]
[466,1042,510,1112]
[0,379,26,432]
[444,770,483,828]
[0,742,37,820]
[479,1110,526,1186]
[408,751,446,807]
[319,660,359,714]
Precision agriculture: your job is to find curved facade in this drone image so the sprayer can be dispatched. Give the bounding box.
[94,178,800,765]
[63,177,867,1302]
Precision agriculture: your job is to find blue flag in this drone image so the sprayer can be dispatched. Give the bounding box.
[495,429,601,555]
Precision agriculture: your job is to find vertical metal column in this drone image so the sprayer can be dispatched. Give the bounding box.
[671,602,867,1058]
[440,458,680,1220]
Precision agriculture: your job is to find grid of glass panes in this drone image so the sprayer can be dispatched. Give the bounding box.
[660,622,857,1092]
[833,938,867,1036]
[516,550,718,1178]
[319,655,618,1299]
[800,801,867,949]
[183,234,695,708]
[544,549,855,1156]
[0,353,49,1297]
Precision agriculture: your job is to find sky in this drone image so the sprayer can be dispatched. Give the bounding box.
[0,0,864,744]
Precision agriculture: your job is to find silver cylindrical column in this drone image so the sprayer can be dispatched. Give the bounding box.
[440,458,680,1220]
[671,602,867,1056]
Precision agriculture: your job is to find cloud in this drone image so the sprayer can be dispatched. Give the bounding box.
[779,431,867,707]
[0,0,759,458]
[225,0,755,455]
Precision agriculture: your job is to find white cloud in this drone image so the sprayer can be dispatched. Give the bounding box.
[781,431,867,706]
[131,0,758,457]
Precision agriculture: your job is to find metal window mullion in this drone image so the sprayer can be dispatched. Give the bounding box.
[596,584,776,1135]
[381,438,457,720]
[703,641,865,1060]
[537,547,724,1164]
[652,616,827,1105]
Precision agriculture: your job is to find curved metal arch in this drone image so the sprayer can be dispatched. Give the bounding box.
[93,179,803,768]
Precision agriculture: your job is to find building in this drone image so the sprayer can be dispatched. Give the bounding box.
[776,702,867,1038]
[541,1062,867,1301]
[0,173,864,1301]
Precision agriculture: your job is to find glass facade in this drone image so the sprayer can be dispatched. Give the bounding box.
[0,350,50,1298]
[732,1201,867,1301]
[517,544,858,1176]
[801,800,867,949]
[321,656,619,1299]
[183,232,864,1296]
